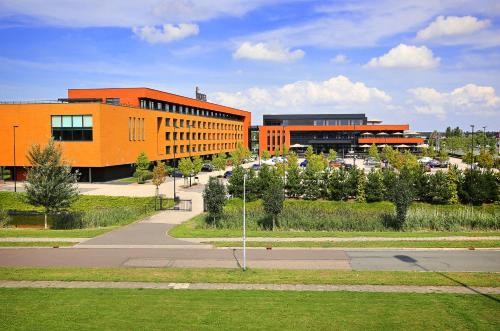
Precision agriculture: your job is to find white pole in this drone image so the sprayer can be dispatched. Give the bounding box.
[243,172,247,271]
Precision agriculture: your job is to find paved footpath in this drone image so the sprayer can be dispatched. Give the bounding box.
[0,280,499,295]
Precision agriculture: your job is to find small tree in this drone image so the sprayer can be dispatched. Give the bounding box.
[389,171,415,229]
[304,146,314,160]
[261,150,271,161]
[366,170,385,202]
[285,163,302,198]
[24,139,79,229]
[134,151,151,183]
[273,147,281,158]
[368,143,380,160]
[178,158,193,185]
[427,171,453,204]
[203,176,226,226]
[227,165,245,198]
[477,148,494,170]
[262,175,284,231]
[192,156,203,185]
[282,145,289,157]
[447,165,461,204]
[231,143,251,165]
[356,171,366,203]
[152,162,166,197]
[212,153,227,175]
[327,148,337,161]
[328,168,349,201]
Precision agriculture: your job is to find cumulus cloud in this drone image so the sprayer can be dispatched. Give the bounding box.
[366,44,440,69]
[407,84,500,118]
[416,15,490,40]
[233,42,305,62]
[212,75,391,115]
[133,23,199,44]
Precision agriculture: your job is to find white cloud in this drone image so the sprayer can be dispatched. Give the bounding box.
[407,84,500,118]
[133,23,199,44]
[416,15,490,40]
[233,42,305,62]
[330,54,348,63]
[212,75,391,117]
[366,44,440,69]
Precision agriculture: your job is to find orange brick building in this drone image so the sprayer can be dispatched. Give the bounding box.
[0,87,250,181]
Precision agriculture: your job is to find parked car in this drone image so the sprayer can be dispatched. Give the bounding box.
[331,158,345,167]
[439,160,449,168]
[428,159,441,168]
[252,164,261,171]
[263,159,275,166]
[343,163,353,170]
[223,170,233,178]
[300,159,308,167]
[364,157,379,166]
[201,164,214,172]
[418,157,433,164]
[170,170,184,178]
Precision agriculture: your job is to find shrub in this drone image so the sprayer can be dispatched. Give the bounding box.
[262,175,284,231]
[0,210,9,227]
[459,169,498,205]
[134,169,153,184]
[203,176,226,226]
[426,171,453,204]
[389,171,415,229]
[366,170,384,202]
[227,165,245,198]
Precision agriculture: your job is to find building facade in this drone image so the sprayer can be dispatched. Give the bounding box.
[0,87,250,181]
[258,114,423,155]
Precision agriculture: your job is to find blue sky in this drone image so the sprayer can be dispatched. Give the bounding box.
[0,0,499,131]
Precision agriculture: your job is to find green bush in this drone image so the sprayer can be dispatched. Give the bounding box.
[133,170,153,183]
[0,210,9,227]
[200,199,499,232]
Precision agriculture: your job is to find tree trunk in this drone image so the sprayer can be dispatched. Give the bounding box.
[272,216,275,231]
[44,212,48,230]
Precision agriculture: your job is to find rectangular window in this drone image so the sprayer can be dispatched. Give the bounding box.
[51,115,93,142]
[141,118,145,141]
[165,118,170,126]
[165,132,171,140]
[166,146,171,154]
[173,119,178,127]
[106,98,120,105]
[180,119,184,127]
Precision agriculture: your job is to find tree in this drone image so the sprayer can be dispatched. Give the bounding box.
[381,169,397,200]
[192,156,203,182]
[134,151,151,183]
[261,150,271,161]
[356,171,366,203]
[459,169,498,205]
[327,148,337,161]
[366,170,384,202]
[203,176,226,226]
[438,147,449,161]
[282,145,289,157]
[273,147,281,157]
[178,158,193,185]
[427,171,453,204]
[24,139,79,229]
[327,168,349,201]
[462,151,474,165]
[368,143,380,160]
[447,165,461,204]
[212,152,227,175]
[262,175,284,231]
[304,146,314,160]
[389,171,415,229]
[227,165,245,198]
[152,162,166,197]
[231,143,251,165]
[477,148,494,170]
[382,145,395,163]
[285,162,302,198]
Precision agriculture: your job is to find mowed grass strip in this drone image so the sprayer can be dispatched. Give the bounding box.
[209,240,500,248]
[1,288,498,330]
[170,216,500,238]
[0,267,499,287]
[0,227,116,238]
[0,242,74,247]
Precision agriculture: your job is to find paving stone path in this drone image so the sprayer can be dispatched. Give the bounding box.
[1,280,499,294]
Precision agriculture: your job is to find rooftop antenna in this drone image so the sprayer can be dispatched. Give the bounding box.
[195,86,207,102]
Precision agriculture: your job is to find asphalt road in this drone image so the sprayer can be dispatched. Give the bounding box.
[0,247,499,271]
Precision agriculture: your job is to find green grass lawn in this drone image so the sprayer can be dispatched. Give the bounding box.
[0,242,74,247]
[1,288,498,330]
[1,267,499,287]
[170,214,500,238]
[209,240,500,248]
[0,227,116,238]
[115,177,137,183]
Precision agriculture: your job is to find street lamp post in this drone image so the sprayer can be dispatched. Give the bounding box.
[470,125,474,172]
[13,125,18,193]
[188,123,192,187]
[173,125,178,201]
[242,171,247,271]
[483,126,487,148]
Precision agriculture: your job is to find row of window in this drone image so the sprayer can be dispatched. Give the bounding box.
[129,117,145,141]
[51,115,93,141]
[140,98,244,122]
[166,131,242,141]
[165,118,243,131]
[165,142,237,155]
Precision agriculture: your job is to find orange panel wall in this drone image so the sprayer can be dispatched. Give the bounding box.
[358,137,424,144]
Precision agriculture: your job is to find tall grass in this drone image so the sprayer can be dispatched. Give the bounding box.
[204,199,499,232]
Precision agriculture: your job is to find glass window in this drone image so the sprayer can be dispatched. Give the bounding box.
[51,116,61,127]
[106,98,120,105]
[165,118,170,126]
[83,115,93,127]
[72,116,83,127]
[62,116,72,127]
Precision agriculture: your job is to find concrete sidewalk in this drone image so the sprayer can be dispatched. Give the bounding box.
[181,236,500,243]
[1,280,499,295]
